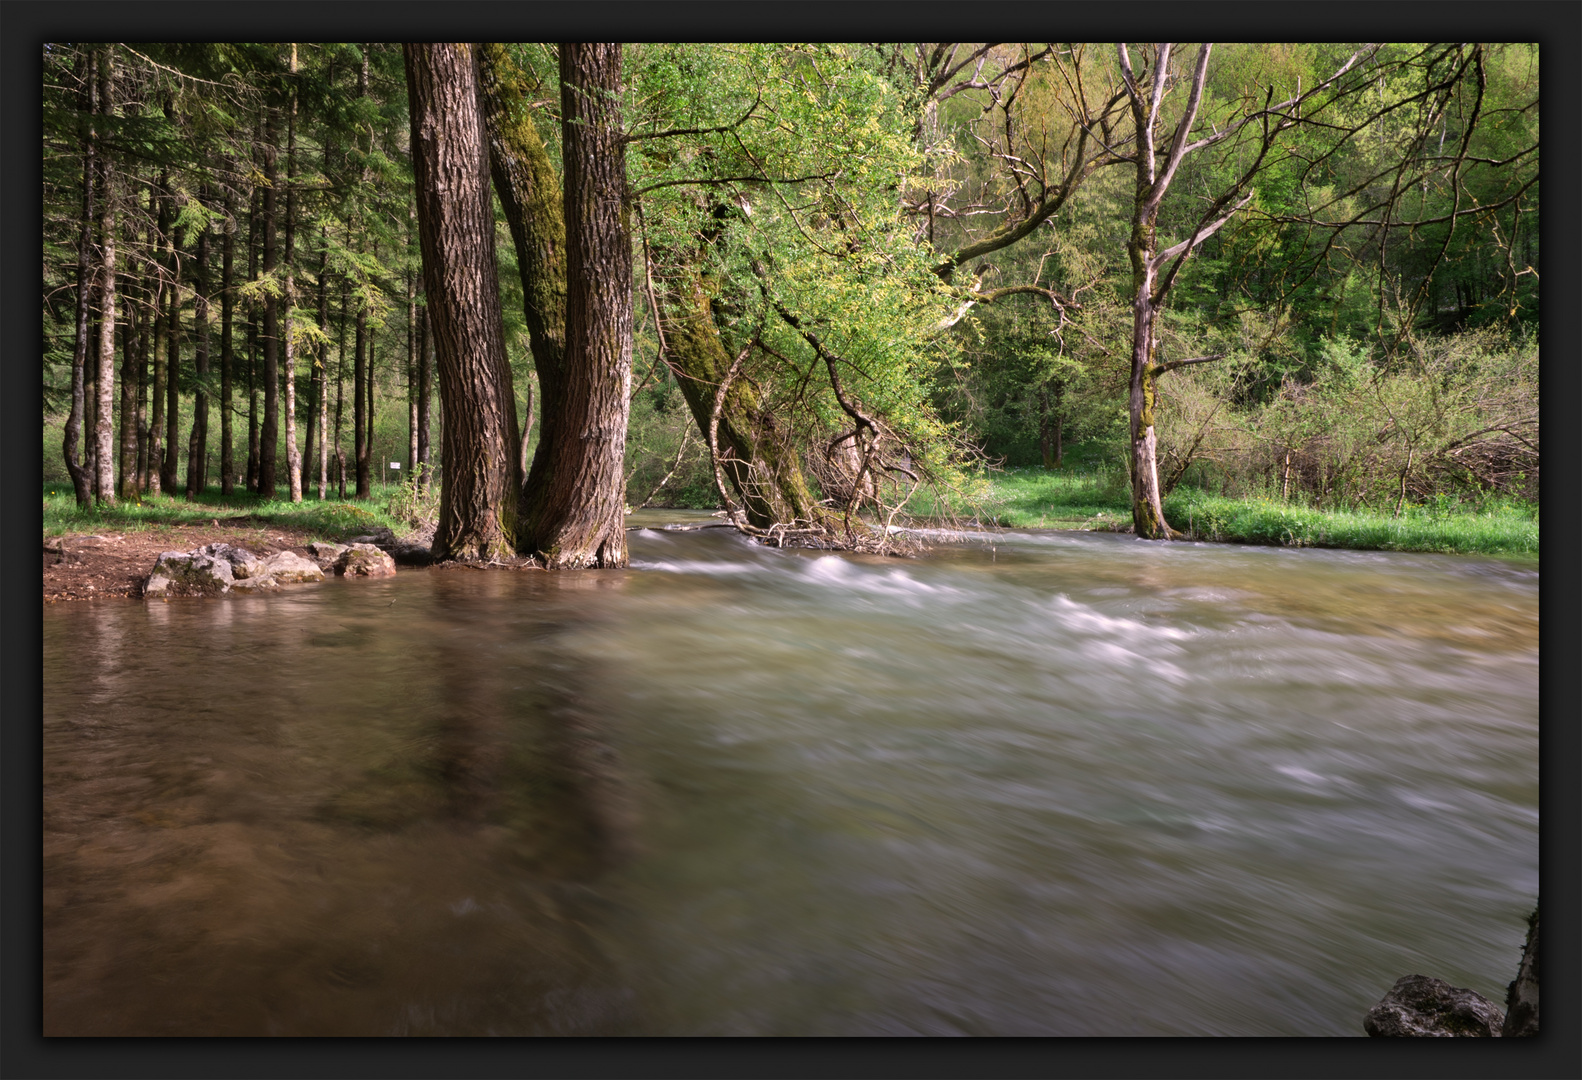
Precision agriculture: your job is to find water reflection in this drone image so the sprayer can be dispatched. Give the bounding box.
[43,528,1538,1035]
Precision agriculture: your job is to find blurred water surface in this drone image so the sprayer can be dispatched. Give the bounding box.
[43,515,1538,1034]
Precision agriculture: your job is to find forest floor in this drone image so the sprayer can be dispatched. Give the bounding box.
[43,519,325,603]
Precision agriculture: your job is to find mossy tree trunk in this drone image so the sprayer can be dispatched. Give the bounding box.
[515,42,632,568]
[405,42,522,561]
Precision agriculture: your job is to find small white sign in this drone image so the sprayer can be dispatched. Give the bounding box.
[390,462,401,469]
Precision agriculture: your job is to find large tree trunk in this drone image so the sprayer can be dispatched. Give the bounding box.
[258,107,280,499]
[64,47,96,508]
[514,42,631,567]
[405,42,522,561]
[476,41,568,500]
[92,46,117,507]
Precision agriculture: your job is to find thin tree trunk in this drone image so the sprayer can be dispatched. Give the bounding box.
[259,106,280,498]
[220,188,236,494]
[93,46,118,506]
[306,230,328,499]
[162,224,181,495]
[117,276,138,500]
[284,43,303,503]
[516,42,631,567]
[417,301,432,489]
[245,186,261,491]
[407,260,418,479]
[135,264,149,485]
[354,305,367,497]
[147,173,168,495]
[404,41,522,561]
[186,199,211,497]
[64,46,96,508]
[334,274,349,497]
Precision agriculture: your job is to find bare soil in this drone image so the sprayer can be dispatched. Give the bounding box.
[43,520,323,603]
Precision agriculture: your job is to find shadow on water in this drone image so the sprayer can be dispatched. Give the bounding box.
[43,567,645,1036]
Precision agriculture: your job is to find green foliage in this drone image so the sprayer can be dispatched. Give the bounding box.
[42,483,406,541]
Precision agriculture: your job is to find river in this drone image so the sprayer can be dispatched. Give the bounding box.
[42,513,1539,1035]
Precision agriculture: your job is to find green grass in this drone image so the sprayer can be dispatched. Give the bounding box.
[42,482,408,541]
[1164,488,1539,560]
[907,466,1538,558]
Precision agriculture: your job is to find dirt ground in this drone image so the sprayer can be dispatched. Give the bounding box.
[43,521,324,603]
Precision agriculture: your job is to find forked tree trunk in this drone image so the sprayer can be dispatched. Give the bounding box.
[515,42,632,567]
[405,42,522,561]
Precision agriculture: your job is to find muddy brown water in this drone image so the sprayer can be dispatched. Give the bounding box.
[42,512,1539,1035]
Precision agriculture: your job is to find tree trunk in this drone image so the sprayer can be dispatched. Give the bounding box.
[64,46,96,508]
[1127,293,1173,539]
[220,188,236,495]
[659,268,823,528]
[186,201,211,498]
[92,46,117,506]
[406,259,419,477]
[162,226,181,495]
[284,44,303,504]
[306,228,328,499]
[515,42,631,567]
[117,271,138,501]
[353,306,367,497]
[245,185,261,492]
[334,273,348,496]
[476,41,568,507]
[259,107,280,499]
[405,42,522,561]
[147,174,168,495]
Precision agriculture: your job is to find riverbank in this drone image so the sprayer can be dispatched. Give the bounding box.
[42,486,414,602]
[921,468,1539,560]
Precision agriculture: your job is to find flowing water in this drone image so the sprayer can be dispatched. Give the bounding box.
[42,512,1539,1035]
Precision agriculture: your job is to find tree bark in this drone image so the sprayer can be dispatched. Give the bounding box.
[186,198,211,497]
[516,42,632,567]
[92,46,117,506]
[220,188,236,494]
[116,252,138,501]
[405,42,522,561]
[259,106,280,499]
[284,43,303,504]
[476,41,568,500]
[64,47,96,508]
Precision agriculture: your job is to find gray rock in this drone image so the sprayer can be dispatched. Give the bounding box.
[144,551,235,598]
[307,541,349,569]
[195,542,268,580]
[1502,903,1539,1037]
[336,543,397,578]
[1364,975,1505,1037]
[231,550,326,592]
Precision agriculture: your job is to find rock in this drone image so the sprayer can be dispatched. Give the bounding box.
[336,543,397,578]
[349,527,432,566]
[196,542,267,580]
[144,551,235,598]
[231,550,326,592]
[307,541,349,570]
[1364,975,1505,1037]
[1502,903,1539,1037]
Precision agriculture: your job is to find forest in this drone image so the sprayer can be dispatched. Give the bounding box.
[42,42,1540,561]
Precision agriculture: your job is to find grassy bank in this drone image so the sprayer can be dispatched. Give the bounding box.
[42,483,411,542]
[915,466,1539,559]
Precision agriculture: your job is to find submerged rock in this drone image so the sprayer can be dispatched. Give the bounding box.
[1364,974,1505,1037]
[335,543,397,578]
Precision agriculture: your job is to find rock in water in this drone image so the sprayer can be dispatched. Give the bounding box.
[196,542,266,580]
[1364,974,1505,1037]
[307,541,350,570]
[1501,904,1539,1037]
[335,543,397,578]
[144,551,235,597]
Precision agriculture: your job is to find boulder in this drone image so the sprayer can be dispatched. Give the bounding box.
[1364,975,1505,1037]
[1502,904,1539,1037]
[307,541,350,570]
[196,542,267,580]
[144,550,235,598]
[348,527,433,566]
[336,543,397,578]
[231,550,326,592]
